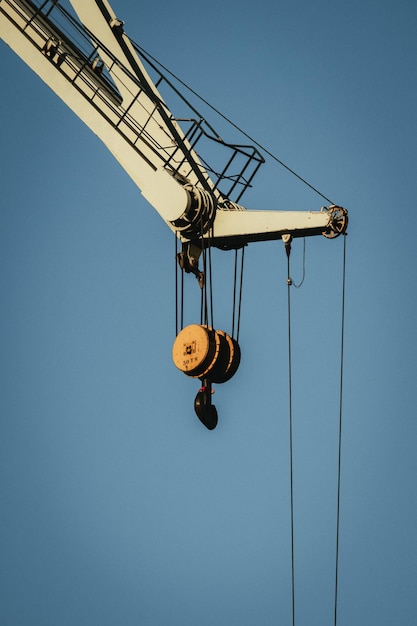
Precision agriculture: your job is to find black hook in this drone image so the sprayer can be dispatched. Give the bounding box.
[194,380,218,430]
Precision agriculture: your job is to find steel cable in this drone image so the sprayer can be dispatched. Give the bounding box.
[132,42,335,205]
[236,248,245,343]
[285,234,347,626]
[334,234,347,626]
[286,249,296,626]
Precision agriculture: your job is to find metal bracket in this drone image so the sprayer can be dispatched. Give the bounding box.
[177,242,205,288]
[282,233,293,258]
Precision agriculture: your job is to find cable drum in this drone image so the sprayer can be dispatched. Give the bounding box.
[172,325,240,382]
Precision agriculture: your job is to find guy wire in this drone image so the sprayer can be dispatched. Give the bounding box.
[133,42,335,205]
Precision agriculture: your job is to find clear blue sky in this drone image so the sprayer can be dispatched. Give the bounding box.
[1,1,416,625]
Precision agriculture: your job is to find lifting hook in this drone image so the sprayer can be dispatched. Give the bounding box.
[194,380,218,430]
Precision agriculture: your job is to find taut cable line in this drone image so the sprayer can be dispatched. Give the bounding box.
[175,231,179,335]
[334,234,347,626]
[236,248,245,343]
[285,239,296,626]
[284,234,347,626]
[231,250,238,339]
[231,248,245,341]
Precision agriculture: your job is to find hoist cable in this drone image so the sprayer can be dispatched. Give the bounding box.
[231,250,238,338]
[198,226,215,329]
[285,235,347,626]
[208,242,214,329]
[200,282,204,327]
[174,232,185,333]
[334,234,347,626]
[201,246,208,326]
[175,232,179,336]
[231,248,245,341]
[133,43,335,205]
[236,247,245,343]
[286,249,296,626]
[180,263,184,331]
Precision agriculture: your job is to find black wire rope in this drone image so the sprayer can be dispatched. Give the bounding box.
[132,42,335,205]
[286,248,296,626]
[231,250,239,339]
[230,248,245,341]
[334,234,347,626]
[180,249,184,331]
[199,229,215,329]
[175,232,179,336]
[200,278,204,328]
[236,248,245,343]
[208,241,214,329]
[173,231,185,333]
[285,235,347,626]
[201,246,208,326]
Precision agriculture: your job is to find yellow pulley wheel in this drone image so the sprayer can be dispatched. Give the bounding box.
[206,330,231,383]
[210,330,241,383]
[221,334,241,383]
[190,328,222,380]
[172,324,217,377]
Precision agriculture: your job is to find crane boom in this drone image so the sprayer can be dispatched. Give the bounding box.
[0,0,348,246]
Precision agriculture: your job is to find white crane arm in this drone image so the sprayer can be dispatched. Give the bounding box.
[0,0,347,246]
[67,0,218,195]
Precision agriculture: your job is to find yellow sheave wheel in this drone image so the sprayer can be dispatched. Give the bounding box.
[172,324,217,377]
[172,325,241,383]
[213,330,241,383]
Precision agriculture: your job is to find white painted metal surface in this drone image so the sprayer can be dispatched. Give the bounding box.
[0,0,346,244]
[213,209,331,242]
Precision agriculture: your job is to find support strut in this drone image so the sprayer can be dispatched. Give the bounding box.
[177,242,204,288]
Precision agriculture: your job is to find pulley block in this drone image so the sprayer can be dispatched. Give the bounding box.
[172,324,241,383]
[172,324,241,429]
